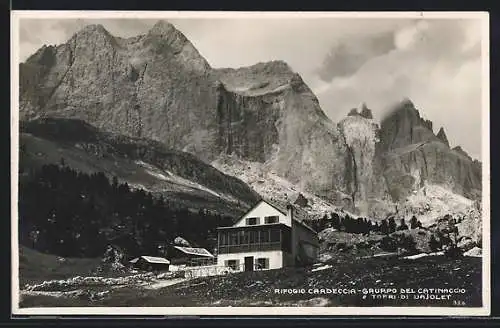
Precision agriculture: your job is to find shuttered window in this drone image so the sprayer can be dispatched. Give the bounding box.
[256,258,269,269]
[246,217,259,225]
[225,259,239,270]
[265,216,279,224]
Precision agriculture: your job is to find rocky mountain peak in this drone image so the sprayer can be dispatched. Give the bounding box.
[400,97,415,109]
[347,108,359,117]
[70,23,114,42]
[82,23,108,33]
[263,60,293,73]
[19,24,483,218]
[452,146,473,160]
[379,98,438,151]
[24,44,57,65]
[243,60,293,75]
[143,20,210,72]
[436,127,450,147]
[359,102,373,119]
[345,103,373,119]
[148,20,180,37]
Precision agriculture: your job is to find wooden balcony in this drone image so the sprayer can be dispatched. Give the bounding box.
[218,242,283,254]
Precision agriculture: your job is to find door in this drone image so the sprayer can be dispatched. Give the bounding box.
[244,256,254,272]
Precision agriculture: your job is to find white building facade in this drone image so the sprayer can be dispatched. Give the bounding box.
[216,199,319,272]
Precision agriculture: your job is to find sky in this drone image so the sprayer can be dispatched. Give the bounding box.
[17,15,485,160]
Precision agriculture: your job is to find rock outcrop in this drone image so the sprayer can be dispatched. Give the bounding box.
[338,114,390,214]
[19,21,482,217]
[359,103,373,119]
[378,98,437,152]
[20,21,219,161]
[436,127,450,147]
[377,100,482,202]
[19,22,354,208]
[347,108,359,117]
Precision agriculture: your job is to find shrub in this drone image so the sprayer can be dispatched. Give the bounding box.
[429,235,441,252]
[397,234,417,253]
[380,236,397,252]
[444,245,463,258]
[336,242,347,251]
[410,216,419,229]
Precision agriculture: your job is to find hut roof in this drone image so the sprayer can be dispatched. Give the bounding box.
[129,256,170,264]
[173,246,214,258]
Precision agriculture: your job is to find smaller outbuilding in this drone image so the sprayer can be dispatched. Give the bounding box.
[168,246,215,266]
[129,256,171,272]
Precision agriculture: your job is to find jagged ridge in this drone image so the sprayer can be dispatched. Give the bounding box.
[19,21,482,219]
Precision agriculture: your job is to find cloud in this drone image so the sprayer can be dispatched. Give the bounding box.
[316,30,396,81]
[314,19,483,159]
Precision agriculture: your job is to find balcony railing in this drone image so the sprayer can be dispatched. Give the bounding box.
[218,242,282,254]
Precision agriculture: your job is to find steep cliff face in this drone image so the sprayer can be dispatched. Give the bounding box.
[213,62,351,203]
[20,21,354,210]
[19,23,347,191]
[378,98,438,152]
[338,113,391,214]
[377,100,482,202]
[19,21,482,219]
[20,21,220,161]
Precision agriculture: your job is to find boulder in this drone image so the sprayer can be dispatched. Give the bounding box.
[463,247,482,257]
[174,236,191,247]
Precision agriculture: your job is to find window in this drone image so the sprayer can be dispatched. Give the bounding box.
[219,232,227,246]
[256,258,269,270]
[249,230,258,244]
[246,217,259,225]
[260,228,270,243]
[230,232,238,245]
[225,259,239,270]
[240,231,249,244]
[265,216,279,224]
[270,227,281,242]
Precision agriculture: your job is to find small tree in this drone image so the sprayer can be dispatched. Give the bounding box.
[388,217,397,234]
[331,212,341,230]
[339,217,346,232]
[380,220,389,235]
[429,235,441,252]
[398,234,417,253]
[380,236,397,252]
[398,218,409,231]
[410,216,419,229]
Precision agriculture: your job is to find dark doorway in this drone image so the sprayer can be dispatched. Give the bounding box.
[244,256,254,272]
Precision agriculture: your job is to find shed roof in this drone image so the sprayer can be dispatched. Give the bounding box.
[129,256,171,264]
[173,246,214,258]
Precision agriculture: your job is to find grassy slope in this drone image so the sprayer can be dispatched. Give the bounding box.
[19,255,482,308]
[20,132,249,218]
[18,246,101,287]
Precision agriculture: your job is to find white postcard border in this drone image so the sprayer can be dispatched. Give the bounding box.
[10,10,491,317]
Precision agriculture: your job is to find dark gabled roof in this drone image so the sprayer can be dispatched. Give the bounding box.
[265,198,308,221]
